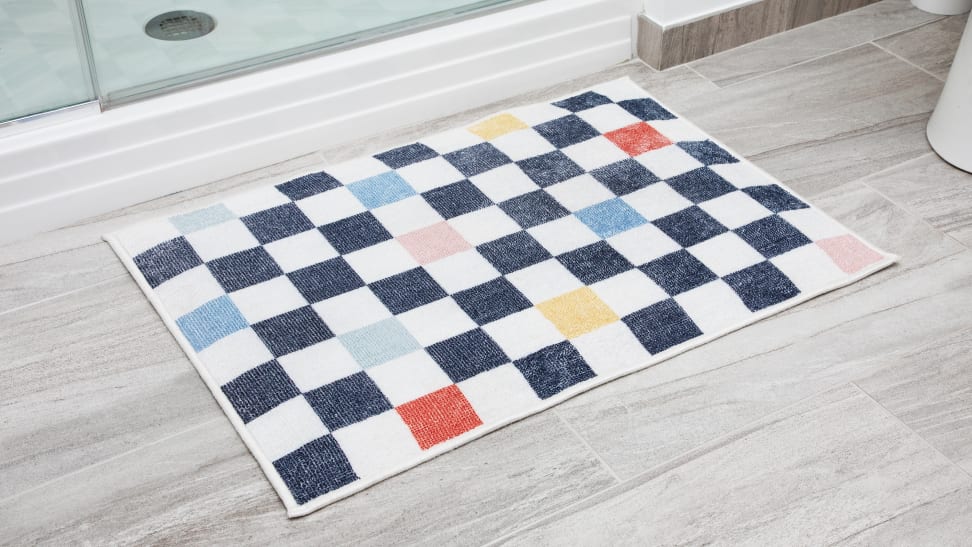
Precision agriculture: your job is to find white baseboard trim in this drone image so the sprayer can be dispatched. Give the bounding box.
[0,0,634,245]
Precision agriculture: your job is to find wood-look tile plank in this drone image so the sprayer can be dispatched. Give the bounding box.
[500,384,971,545]
[876,14,969,79]
[838,486,972,545]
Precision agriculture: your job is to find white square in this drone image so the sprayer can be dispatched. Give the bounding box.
[576,103,642,133]
[155,266,225,318]
[332,411,422,479]
[648,118,708,143]
[482,307,565,360]
[779,208,845,241]
[623,183,693,221]
[424,249,501,293]
[343,239,418,284]
[561,137,631,171]
[295,187,366,226]
[247,397,328,462]
[709,161,776,189]
[590,269,668,317]
[365,351,453,406]
[311,287,392,335]
[527,215,600,256]
[277,338,362,392]
[572,322,651,376]
[771,243,845,292]
[447,206,520,246]
[229,276,308,324]
[675,280,752,334]
[200,328,275,385]
[397,298,478,346]
[490,129,558,161]
[395,156,466,193]
[546,174,616,212]
[223,186,291,217]
[509,102,569,125]
[469,163,538,203]
[698,190,773,230]
[324,156,389,184]
[370,195,444,236]
[607,223,682,265]
[184,219,260,261]
[263,230,339,273]
[120,219,182,256]
[636,146,705,180]
[458,363,543,423]
[688,232,765,277]
[420,128,485,155]
[506,259,585,304]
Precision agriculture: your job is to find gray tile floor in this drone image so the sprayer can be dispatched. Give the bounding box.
[2,1,971,543]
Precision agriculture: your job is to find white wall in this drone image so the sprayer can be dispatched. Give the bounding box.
[643,0,760,27]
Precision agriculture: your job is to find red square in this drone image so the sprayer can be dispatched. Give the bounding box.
[396,385,483,450]
[604,122,672,156]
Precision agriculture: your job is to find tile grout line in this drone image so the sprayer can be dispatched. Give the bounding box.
[0,416,226,506]
[0,273,129,318]
[551,409,622,483]
[870,41,947,81]
[850,381,972,482]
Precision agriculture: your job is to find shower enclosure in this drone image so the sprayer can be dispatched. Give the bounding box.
[0,0,524,124]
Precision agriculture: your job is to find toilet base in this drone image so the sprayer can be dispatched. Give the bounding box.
[911,0,972,15]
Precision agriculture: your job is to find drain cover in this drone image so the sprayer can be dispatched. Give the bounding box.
[145,10,216,41]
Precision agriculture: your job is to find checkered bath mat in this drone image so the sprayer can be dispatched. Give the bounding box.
[106,78,896,516]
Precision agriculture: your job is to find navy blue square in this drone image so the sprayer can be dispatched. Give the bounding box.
[514,341,595,399]
[477,231,553,274]
[319,212,392,254]
[624,299,702,354]
[369,267,447,314]
[552,91,613,112]
[534,115,600,148]
[207,247,283,293]
[374,143,439,169]
[288,257,365,303]
[617,98,675,121]
[558,241,634,284]
[252,306,334,357]
[653,206,728,247]
[422,180,492,219]
[499,190,570,229]
[134,237,203,288]
[590,159,660,196]
[241,202,315,244]
[742,185,809,213]
[735,215,811,258]
[677,140,738,165]
[516,151,585,188]
[221,360,301,423]
[724,261,800,312]
[276,171,342,201]
[443,143,512,177]
[274,435,358,504]
[665,168,737,204]
[453,278,532,325]
[427,329,509,383]
[639,249,718,296]
[304,372,393,430]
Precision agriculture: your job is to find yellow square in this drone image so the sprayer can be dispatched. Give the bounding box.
[467,113,529,140]
[536,287,620,339]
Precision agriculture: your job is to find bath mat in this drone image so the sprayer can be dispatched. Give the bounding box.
[105,78,896,517]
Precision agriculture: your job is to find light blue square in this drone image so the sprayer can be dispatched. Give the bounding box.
[575,198,648,239]
[176,295,249,351]
[170,204,235,234]
[339,318,421,368]
[347,172,416,209]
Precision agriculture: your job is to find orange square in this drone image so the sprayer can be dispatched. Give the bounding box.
[467,113,529,140]
[536,287,620,339]
[396,385,483,450]
[604,122,672,156]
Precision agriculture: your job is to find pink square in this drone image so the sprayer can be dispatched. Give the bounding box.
[398,222,472,264]
[816,234,884,274]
